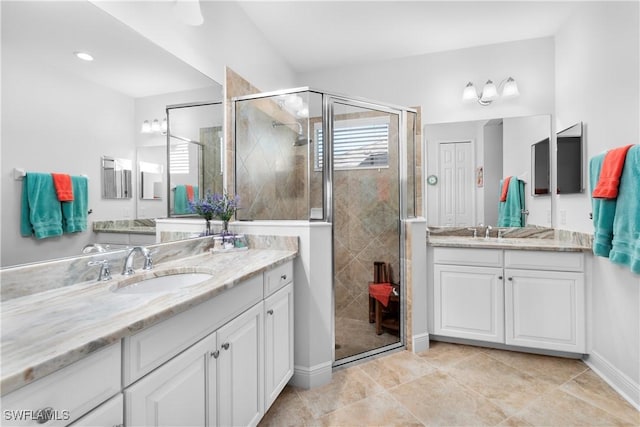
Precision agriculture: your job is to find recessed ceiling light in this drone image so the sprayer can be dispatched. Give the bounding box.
[74,51,94,61]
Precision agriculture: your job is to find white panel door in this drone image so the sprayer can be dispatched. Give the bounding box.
[264,283,294,410]
[126,332,216,427]
[434,264,504,342]
[217,303,264,427]
[505,269,585,353]
[439,142,474,226]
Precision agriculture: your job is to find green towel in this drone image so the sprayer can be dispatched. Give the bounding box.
[497,178,525,227]
[61,176,88,233]
[20,172,63,239]
[609,145,640,273]
[589,153,616,257]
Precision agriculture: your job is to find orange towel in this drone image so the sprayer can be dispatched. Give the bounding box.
[186,184,194,201]
[500,176,512,202]
[592,144,634,199]
[51,173,74,201]
[369,283,394,307]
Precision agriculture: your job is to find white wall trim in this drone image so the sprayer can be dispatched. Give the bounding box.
[412,332,430,353]
[585,350,640,410]
[290,361,333,390]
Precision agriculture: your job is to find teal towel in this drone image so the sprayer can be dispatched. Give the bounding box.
[20,172,63,239]
[608,145,640,273]
[174,185,189,214]
[590,153,617,257]
[497,178,525,227]
[61,176,88,233]
[173,185,198,215]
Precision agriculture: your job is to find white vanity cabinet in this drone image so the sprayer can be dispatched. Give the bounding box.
[431,247,585,354]
[126,303,264,427]
[123,259,294,427]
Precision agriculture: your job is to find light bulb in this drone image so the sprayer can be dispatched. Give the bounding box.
[462,82,478,101]
[141,120,151,133]
[151,119,160,132]
[161,118,168,133]
[480,80,498,101]
[502,77,520,98]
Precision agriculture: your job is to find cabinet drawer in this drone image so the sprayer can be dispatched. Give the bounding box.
[1,342,121,426]
[68,393,123,427]
[264,260,293,297]
[433,247,503,267]
[123,274,262,385]
[505,250,583,272]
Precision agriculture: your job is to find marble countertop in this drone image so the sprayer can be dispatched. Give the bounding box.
[428,236,591,252]
[0,247,297,396]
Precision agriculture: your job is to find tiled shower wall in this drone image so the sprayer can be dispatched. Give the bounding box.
[234,100,311,220]
[333,116,400,323]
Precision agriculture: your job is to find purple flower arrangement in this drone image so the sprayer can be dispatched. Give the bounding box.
[190,191,240,222]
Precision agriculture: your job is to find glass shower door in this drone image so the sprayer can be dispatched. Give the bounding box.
[327,99,402,364]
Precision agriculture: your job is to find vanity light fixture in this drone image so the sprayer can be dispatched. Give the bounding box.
[74,51,94,61]
[141,118,167,135]
[463,77,519,106]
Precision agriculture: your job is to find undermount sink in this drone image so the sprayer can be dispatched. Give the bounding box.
[112,272,214,294]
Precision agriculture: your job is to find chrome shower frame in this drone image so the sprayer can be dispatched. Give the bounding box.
[232,87,417,367]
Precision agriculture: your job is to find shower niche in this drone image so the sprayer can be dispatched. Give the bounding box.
[233,88,417,365]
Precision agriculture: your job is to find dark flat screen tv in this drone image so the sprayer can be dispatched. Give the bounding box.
[556,122,583,194]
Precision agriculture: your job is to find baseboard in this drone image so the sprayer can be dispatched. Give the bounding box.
[585,350,640,410]
[289,361,332,389]
[412,332,430,353]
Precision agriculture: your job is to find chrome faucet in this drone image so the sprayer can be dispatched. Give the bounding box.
[122,246,153,275]
[485,225,493,239]
[82,243,107,254]
[88,259,112,281]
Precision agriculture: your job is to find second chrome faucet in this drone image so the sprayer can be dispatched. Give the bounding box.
[122,246,153,275]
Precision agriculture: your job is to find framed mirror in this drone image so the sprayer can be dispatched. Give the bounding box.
[531,138,550,196]
[556,122,583,194]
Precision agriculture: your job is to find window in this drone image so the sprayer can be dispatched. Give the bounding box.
[169,142,189,174]
[315,117,390,170]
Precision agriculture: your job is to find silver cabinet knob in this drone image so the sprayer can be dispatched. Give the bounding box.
[36,407,53,424]
[267,309,274,315]
[281,274,287,280]
[498,276,503,280]
[508,277,513,281]
[221,342,230,350]
[210,350,220,359]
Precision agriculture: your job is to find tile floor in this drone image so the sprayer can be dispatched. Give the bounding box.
[260,341,639,426]
[334,317,399,360]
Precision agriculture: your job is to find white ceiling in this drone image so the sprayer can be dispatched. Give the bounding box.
[237,1,580,73]
[2,1,217,98]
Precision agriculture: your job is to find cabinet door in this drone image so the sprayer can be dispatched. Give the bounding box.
[505,269,585,353]
[434,264,504,343]
[217,303,264,427]
[264,282,294,410]
[125,332,217,427]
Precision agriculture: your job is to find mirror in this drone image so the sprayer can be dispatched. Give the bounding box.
[531,138,550,196]
[556,122,583,194]
[101,156,133,199]
[167,102,224,217]
[425,115,552,228]
[1,1,222,267]
[139,161,163,200]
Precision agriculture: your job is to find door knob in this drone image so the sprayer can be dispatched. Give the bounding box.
[221,342,230,350]
[210,350,220,359]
